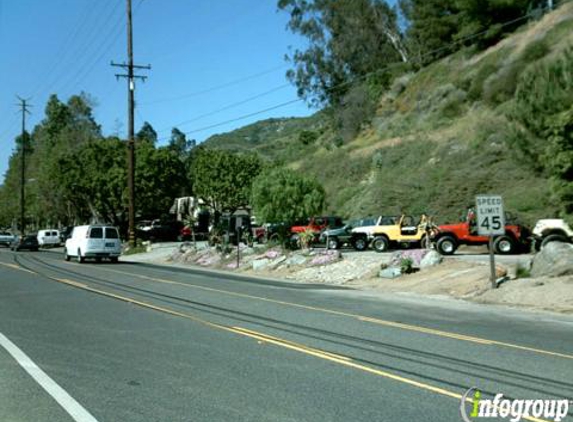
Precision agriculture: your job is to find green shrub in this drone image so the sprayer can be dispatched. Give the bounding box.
[299,130,319,145]
[400,258,415,274]
[521,38,550,63]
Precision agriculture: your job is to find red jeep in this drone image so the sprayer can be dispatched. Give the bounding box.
[290,216,344,246]
[431,209,530,255]
[291,216,344,235]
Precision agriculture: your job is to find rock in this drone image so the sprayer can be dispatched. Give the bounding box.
[531,241,573,278]
[419,250,443,268]
[309,250,342,266]
[379,267,402,279]
[390,249,430,268]
[496,265,508,278]
[269,255,286,269]
[252,258,270,271]
[286,254,307,267]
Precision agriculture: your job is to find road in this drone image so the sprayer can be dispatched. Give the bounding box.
[0,248,572,422]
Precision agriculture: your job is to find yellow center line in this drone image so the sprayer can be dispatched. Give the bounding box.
[42,274,552,422]
[0,261,37,275]
[64,262,573,360]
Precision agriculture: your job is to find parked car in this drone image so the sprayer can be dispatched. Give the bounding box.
[137,220,183,242]
[431,209,530,255]
[351,216,399,237]
[0,231,15,247]
[37,229,60,248]
[290,216,344,247]
[64,225,121,263]
[319,223,364,250]
[532,218,573,250]
[370,215,431,252]
[11,235,39,252]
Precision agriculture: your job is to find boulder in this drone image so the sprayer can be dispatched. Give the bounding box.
[269,255,287,269]
[419,250,443,268]
[252,258,270,271]
[286,254,307,267]
[379,267,402,279]
[531,242,573,278]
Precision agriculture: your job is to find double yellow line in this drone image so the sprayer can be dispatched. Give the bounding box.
[0,259,557,421]
[45,276,551,422]
[80,263,573,361]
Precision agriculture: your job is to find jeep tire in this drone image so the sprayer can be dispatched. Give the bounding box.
[327,237,340,250]
[372,236,389,253]
[493,235,515,255]
[541,234,570,249]
[352,236,368,251]
[436,236,457,255]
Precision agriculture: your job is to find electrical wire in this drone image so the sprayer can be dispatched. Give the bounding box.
[140,64,288,105]
[157,7,544,139]
[155,83,290,134]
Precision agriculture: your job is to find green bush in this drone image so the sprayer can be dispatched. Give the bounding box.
[299,130,319,145]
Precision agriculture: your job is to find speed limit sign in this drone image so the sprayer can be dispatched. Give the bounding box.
[475,195,505,236]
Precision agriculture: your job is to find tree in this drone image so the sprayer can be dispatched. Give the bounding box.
[135,142,187,219]
[168,128,195,160]
[278,0,406,107]
[251,167,325,223]
[400,0,542,65]
[190,148,263,215]
[136,121,158,145]
[512,46,573,215]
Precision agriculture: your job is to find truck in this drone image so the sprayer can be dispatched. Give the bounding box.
[431,209,530,255]
[532,219,573,250]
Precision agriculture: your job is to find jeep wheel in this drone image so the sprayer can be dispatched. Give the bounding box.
[352,237,368,251]
[372,236,389,253]
[64,248,70,262]
[493,235,515,254]
[541,234,570,249]
[327,237,340,250]
[436,236,457,255]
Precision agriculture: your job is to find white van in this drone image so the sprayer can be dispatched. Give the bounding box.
[37,229,60,247]
[64,225,121,263]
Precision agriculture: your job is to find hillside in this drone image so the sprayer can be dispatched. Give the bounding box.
[203,3,573,226]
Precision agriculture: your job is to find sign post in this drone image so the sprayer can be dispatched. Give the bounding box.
[475,195,505,289]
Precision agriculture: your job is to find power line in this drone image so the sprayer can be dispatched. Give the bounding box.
[34,0,123,100]
[28,0,95,98]
[158,7,543,140]
[161,98,303,140]
[156,83,290,134]
[140,63,288,105]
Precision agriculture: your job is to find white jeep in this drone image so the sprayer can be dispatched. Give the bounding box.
[532,219,573,250]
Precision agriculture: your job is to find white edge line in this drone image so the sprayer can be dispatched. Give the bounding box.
[0,331,99,422]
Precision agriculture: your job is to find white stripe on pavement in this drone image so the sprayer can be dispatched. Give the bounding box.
[0,332,100,422]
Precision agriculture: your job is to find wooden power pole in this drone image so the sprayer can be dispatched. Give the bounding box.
[112,0,150,246]
[16,96,32,235]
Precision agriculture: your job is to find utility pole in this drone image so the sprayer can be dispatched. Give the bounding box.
[16,96,32,235]
[112,0,150,247]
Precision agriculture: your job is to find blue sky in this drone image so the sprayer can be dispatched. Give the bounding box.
[0,0,314,180]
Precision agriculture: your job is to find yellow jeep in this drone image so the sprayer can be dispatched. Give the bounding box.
[370,214,431,252]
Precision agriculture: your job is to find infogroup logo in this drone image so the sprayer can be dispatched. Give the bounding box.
[460,387,570,422]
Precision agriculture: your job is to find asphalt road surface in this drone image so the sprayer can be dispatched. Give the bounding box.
[1,248,572,422]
